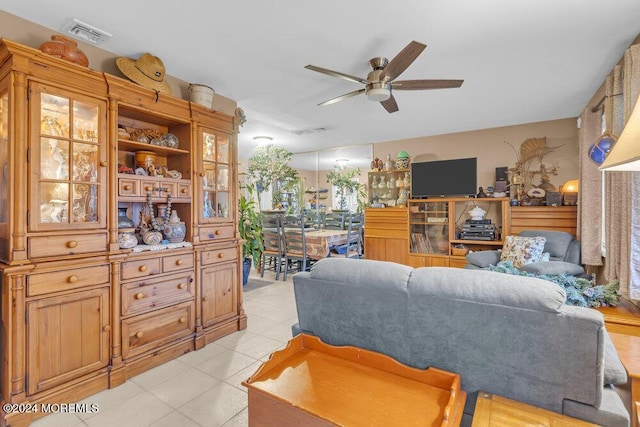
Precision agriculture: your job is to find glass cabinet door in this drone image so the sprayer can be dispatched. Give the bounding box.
[409,201,450,254]
[30,83,107,231]
[200,130,231,222]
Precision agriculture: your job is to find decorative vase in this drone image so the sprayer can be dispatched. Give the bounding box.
[117,207,136,228]
[140,224,163,245]
[38,35,89,67]
[385,154,394,171]
[163,210,186,243]
[118,228,138,249]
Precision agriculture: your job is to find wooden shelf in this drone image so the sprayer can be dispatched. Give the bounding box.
[118,139,189,155]
[451,239,503,246]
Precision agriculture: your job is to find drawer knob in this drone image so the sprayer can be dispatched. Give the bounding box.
[134,292,145,300]
[103,325,111,332]
[215,230,221,235]
[139,265,148,272]
[181,188,187,193]
[68,275,78,283]
[135,331,144,338]
[124,184,132,190]
[203,296,209,302]
[176,259,184,266]
[145,186,154,191]
[217,253,224,258]
[177,283,186,289]
[67,240,78,248]
[199,172,205,177]
[100,160,108,167]
[179,317,186,323]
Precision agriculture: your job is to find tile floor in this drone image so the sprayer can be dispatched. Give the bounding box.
[32,268,296,427]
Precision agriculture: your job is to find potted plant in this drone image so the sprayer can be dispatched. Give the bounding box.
[238,183,264,286]
[248,144,299,209]
[326,164,361,210]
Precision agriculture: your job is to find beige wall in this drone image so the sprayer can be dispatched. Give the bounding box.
[373,118,579,193]
[0,10,237,115]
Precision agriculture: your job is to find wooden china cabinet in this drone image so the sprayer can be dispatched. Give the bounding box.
[0,38,244,426]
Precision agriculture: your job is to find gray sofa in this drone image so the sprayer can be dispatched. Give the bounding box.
[465,230,585,276]
[292,258,629,426]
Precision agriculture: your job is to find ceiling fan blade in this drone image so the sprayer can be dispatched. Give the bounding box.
[305,65,369,85]
[380,94,399,113]
[380,41,427,81]
[318,88,366,106]
[392,79,464,90]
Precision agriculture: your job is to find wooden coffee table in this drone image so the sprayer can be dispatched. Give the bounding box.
[472,392,598,426]
[243,334,466,426]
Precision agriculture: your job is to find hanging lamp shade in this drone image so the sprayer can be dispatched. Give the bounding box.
[600,95,640,171]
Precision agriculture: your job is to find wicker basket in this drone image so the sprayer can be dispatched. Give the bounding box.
[451,247,469,257]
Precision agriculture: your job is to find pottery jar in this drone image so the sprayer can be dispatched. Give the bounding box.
[118,228,138,249]
[39,35,89,67]
[163,211,186,243]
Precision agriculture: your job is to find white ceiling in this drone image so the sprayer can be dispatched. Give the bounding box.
[3,0,640,169]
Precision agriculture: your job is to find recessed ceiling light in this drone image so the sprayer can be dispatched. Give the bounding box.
[253,136,273,143]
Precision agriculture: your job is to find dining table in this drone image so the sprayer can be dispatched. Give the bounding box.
[302,228,350,259]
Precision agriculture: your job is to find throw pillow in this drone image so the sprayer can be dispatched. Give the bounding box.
[540,252,551,262]
[500,235,546,268]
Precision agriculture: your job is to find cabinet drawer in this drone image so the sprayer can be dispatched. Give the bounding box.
[176,182,191,199]
[198,224,235,242]
[27,264,110,296]
[121,301,194,359]
[163,253,194,273]
[121,258,162,280]
[201,247,238,266]
[122,273,194,317]
[141,180,177,198]
[28,233,107,259]
[119,178,139,196]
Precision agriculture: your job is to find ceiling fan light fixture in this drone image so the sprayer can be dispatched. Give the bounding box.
[366,87,391,102]
[366,82,392,102]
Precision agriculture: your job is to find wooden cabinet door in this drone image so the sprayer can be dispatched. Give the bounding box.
[201,262,238,328]
[27,287,110,395]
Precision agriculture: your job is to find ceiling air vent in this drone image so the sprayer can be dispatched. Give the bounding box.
[292,127,328,136]
[60,19,113,45]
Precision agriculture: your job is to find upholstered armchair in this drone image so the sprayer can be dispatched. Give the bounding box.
[465,230,584,276]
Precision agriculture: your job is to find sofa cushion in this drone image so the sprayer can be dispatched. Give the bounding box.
[520,261,585,276]
[603,332,628,385]
[465,250,501,268]
[520,230,574,259]
[408,267,566,313]
[500,235,546,268]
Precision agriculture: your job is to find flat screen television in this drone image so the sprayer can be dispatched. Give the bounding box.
[411,157,477,198]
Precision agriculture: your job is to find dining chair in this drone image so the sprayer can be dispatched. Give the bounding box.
[323,211,346,230]
[260,213,284,280]
[330,213,363,259]
[281,217,316,280]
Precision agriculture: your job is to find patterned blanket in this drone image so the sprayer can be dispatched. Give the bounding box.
[488,260,620,308]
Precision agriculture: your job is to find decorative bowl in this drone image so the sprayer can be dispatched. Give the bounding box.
[160,133,179,148]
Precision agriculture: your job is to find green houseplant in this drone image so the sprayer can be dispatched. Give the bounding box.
[326,164,361,210]
[238,183,264,285]
[247,144,299,209]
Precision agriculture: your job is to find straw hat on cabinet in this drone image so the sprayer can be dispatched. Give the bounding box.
[116,53,172,95]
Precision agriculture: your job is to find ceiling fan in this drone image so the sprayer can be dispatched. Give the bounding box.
[305,41,463,113]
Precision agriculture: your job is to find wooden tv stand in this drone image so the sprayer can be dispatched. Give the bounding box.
[243,334,466,426]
